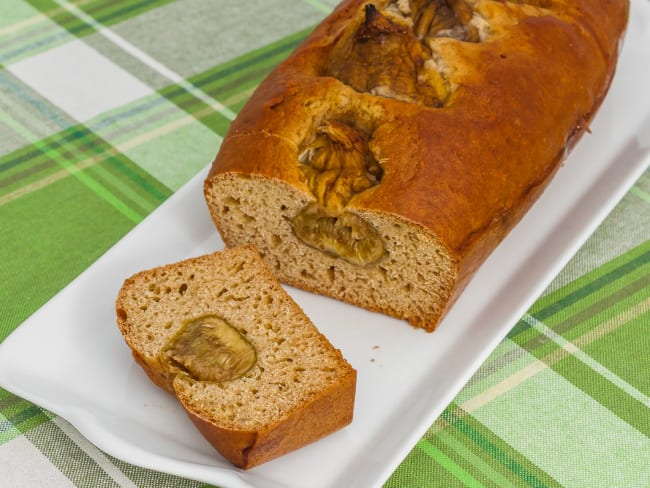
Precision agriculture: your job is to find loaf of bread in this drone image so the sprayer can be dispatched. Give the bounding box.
[203,0,628,332]
[115,245,356,469]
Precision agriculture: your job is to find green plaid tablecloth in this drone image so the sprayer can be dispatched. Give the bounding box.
[1,1,649,487]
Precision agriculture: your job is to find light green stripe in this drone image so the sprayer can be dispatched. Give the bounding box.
[541,261,650,328]
[554,342,650,438]
[0,19,72,65]
[88,93,179,142]
[535,303,650,437]
[0,85,171,206]
[84,161,157,215]
[0,396,53,445]
[513,276,650,361]
[454,339,532,412]
[442,406,556,487]
[80,0,175,27]
[302,0,333,14]
[44,140,142,223]
[0,97,40,142]
[531,240,650,314]
[546,275,650,343]
[0,69,72,144]
[0,103,143,222]
[471,362,650,487]
[630,185,650,204]
[524,313,650,407]
[546,275,650,341]
[0,0,42,30]
[84,91,219,191]
[437,429,519,488]
[0,423,20,445]
[418,439,486,488]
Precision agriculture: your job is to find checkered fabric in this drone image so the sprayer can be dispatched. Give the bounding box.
[1,1,649,487]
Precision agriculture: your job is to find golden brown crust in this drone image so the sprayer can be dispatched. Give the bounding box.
[205,0,628,330]
[177,368,357,469]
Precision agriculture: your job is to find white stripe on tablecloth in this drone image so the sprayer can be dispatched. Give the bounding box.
[52,417,140,488]
[53,0,237,122]
[523,312,650,408]
[0,435,76,488]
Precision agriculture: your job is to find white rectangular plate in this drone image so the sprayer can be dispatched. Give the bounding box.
[1,3,650,487]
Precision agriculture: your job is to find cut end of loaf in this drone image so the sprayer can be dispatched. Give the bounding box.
[204,174,458,332]
[115,245,356,468]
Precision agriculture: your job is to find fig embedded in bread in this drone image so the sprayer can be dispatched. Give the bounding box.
[115,245,356,469]
[203,0,629,332]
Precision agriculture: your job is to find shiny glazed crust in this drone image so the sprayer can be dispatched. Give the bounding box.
[204,0,629,331]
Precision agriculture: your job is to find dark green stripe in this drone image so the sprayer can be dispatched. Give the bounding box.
[190,27,312,90]
[108,453,218,488]
[7,404,45,429]
[385,440,468,487]
[425,433,499,487]
[0,124,96,175]
[0,124,169,210]
[0,142,52,174]
[582,310,650,401]
[0,394,31,416]
[26,0,173,39]
[0,398,51,438]
[26,420,122,488]
[439,413,531,487]
[26,0,96,37]
[418,439,485,487]
[81,0,175,27]
[509,275,650,357]
[202,65,281,106]
[158,83,233,135]
[158,27,313,134]
[535,248,650,321]
[544,275,650,337]
[441,406,556,488]
[0,160,54,190]
[84,159,169,216]
[94,149,170,204]
[531,241,650,318]
[0,390,23,411]
[508,245,650,341]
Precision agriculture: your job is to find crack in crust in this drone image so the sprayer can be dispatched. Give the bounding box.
[326,1,489,106]
[409,0,482,42]
[324,0,558,106]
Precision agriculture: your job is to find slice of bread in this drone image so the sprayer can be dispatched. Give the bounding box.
[115,245,356,469]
